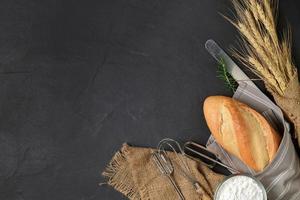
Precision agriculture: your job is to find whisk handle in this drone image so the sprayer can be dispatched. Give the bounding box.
[167,175,185,200]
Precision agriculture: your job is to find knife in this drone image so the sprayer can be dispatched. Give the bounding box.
[205,39,258,89]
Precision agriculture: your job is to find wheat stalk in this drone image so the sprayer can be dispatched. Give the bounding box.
[228,0,296,96]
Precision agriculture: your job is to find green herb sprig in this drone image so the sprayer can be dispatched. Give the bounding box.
[217,58,238,93]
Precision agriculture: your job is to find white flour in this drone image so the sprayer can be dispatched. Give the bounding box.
[216,175,265,200]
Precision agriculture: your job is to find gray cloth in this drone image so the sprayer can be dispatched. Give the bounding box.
[206,80,300,199]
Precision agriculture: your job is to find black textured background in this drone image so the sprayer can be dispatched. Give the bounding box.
[0,0,299,200]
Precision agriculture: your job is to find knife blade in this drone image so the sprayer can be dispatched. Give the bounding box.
[205,39,258,89]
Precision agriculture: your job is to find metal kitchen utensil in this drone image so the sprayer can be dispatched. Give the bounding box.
[157,139,190,174]
[205,39,258,89]
[153,138,241,199]
[152,151,185,200]
[157,138,203,194]
[183,141,240,173]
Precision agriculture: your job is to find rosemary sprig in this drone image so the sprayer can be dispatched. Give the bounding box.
[217,58,238,93]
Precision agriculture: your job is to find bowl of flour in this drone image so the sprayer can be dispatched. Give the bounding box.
[214,174,267,200]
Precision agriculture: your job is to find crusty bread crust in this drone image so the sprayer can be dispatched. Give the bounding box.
[203,96,281,172]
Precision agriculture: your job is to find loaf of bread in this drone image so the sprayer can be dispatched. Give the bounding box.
[203,96,281,172]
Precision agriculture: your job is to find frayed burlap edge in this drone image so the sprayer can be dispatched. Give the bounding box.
[102,143,141,200]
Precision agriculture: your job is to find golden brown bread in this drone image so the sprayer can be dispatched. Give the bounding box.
[203,96,281,172]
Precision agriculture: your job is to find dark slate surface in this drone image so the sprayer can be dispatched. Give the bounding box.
[0,0,299,200]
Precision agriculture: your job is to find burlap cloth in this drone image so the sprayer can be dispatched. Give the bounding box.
[268,72,300,146]
[102,144,224,200]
